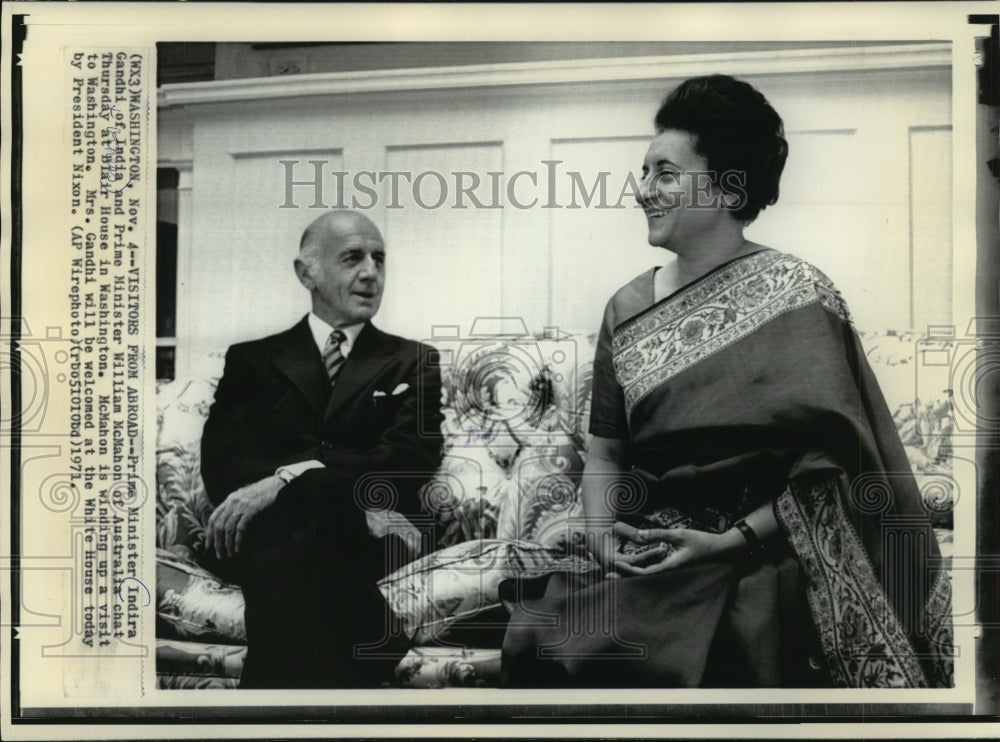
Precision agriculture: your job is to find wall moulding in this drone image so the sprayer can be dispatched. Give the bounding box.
[158,42,951,109]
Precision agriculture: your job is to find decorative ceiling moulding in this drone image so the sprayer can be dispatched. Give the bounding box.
[158,43,951,109]
[228,146,345,159]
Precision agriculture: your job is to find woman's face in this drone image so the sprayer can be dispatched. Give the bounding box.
[636,129,735,250]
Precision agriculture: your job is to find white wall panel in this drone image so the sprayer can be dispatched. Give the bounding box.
[747,128,907,329]
[380,143,504,341]
[184,138,345,359]
[745,68,951,331]
[548,137,661,335]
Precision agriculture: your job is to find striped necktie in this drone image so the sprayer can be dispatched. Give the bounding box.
[322,329,347,384]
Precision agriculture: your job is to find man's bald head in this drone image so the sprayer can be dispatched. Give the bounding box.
[299,210,381,254]
[295,211,386,327]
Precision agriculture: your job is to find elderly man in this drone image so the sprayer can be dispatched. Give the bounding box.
[201,210,443,688]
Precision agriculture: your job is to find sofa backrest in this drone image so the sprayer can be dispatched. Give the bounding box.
[156,327,955,564]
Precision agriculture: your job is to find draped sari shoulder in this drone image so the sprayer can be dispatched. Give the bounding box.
[587,267,656,439]
[611,249,851,419]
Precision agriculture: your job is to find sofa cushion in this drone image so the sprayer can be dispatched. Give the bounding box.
[156,638,247,681]
[496,436,585,550]
[156,379,219,562]
[420,331,596,550]
[156,548,246,644]
[378,538,597,646]
[535,330,599,451]
[157,673,241,690]
[419,444,515,549]
[393,647,502,688]
[155,641,502,689]
[157,537,598,651]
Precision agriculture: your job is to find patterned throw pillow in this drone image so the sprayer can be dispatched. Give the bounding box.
[156,548,246,644]
[378,538,597,646]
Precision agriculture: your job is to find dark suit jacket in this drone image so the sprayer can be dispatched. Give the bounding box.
[201,317,444,519]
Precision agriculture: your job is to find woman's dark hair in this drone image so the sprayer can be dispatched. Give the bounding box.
[654,74,788,223]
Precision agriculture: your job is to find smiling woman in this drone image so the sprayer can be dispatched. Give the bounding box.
[501,75,954,689]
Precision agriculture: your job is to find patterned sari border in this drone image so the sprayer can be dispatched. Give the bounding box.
[923,566,956,687]
[612,251,852,417]
[776,477,934,688]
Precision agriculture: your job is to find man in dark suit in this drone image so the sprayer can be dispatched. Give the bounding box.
[201,210,443,688]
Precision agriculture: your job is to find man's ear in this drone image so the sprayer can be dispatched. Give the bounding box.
[294,257,314,290]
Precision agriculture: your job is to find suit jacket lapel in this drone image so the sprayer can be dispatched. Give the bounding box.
[271,317,330,418]
[323,322,394,425]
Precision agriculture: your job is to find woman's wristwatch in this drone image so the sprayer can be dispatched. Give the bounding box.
[733,518,765,559]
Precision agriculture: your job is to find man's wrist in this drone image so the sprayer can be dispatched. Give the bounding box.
[275,459,326,483]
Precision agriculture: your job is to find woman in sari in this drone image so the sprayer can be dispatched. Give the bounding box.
[501,75,953,688]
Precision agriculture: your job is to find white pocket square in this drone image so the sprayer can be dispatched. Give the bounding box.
[373,383,409,401]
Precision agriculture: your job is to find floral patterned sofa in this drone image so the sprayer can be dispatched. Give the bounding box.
[155,322,955,689]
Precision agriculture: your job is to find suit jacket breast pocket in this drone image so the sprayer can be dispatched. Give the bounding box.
[370,391,409,424]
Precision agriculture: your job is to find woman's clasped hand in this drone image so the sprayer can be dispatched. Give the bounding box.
[600,522,747,578]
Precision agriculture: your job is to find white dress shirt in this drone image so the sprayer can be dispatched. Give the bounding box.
[306,312,364,360]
